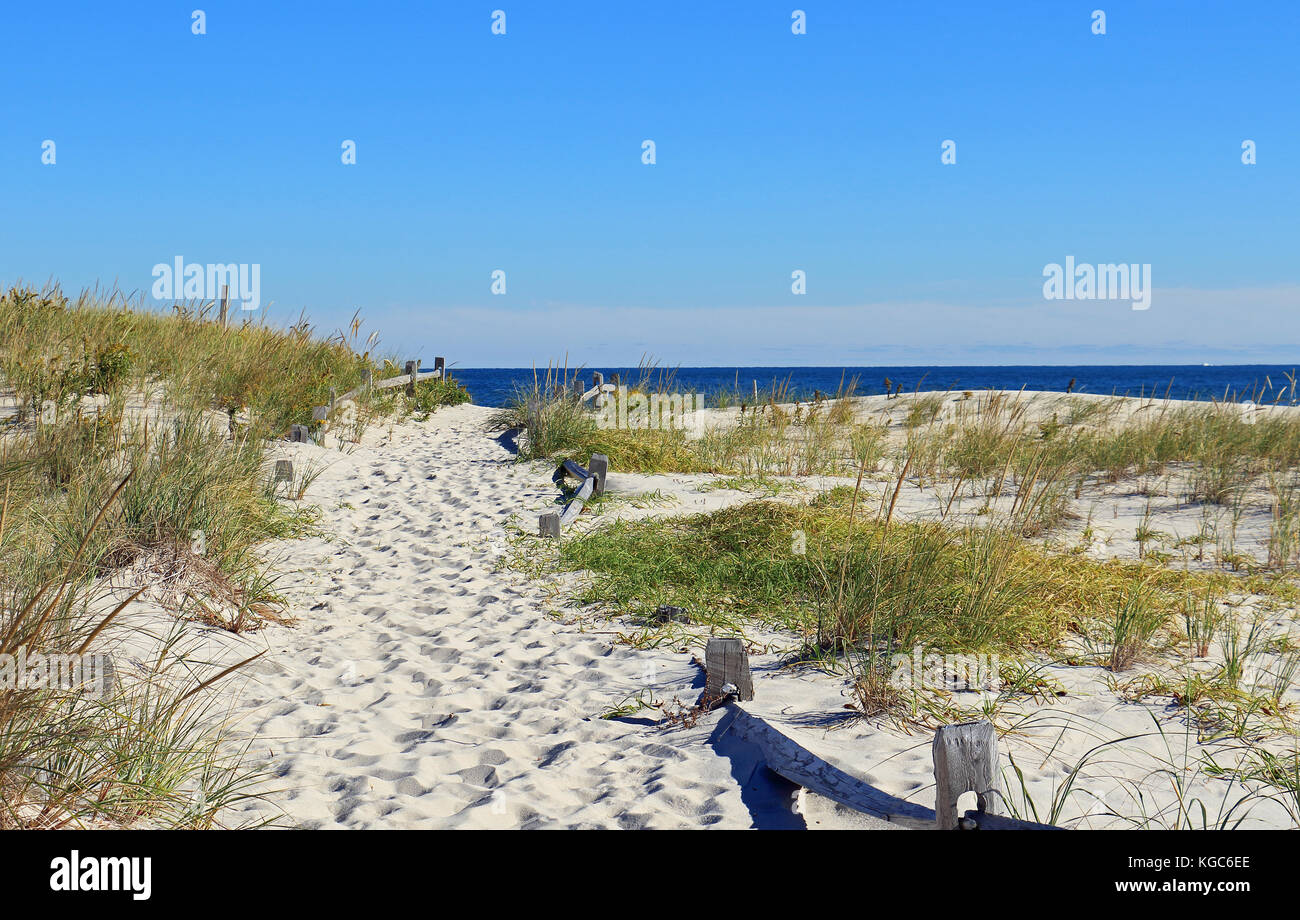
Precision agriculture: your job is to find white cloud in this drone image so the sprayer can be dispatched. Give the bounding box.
[385,284,1300,366]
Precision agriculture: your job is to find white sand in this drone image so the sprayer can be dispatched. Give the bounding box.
[214,405,799,828]
[102,393,1297,829]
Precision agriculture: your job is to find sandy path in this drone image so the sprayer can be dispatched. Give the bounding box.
[212,396,1298,830]
[221,405,785,829]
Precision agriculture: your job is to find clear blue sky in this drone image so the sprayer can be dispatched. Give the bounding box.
[2,1,1297,365]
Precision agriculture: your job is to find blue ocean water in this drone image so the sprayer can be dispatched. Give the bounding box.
[443,365,1300,409]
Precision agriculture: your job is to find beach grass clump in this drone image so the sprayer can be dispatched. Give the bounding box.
[1267,470,1300,569]
[408,375,471,420]
[0,481,269,828]
[904,392,947,430]
[905,391,1300,487]
[1099,575,1166,671]
[1,399,313,627]
[1181,590,1224,658]
[1211,748,1300,826]
[489,372,715,473]
[893,391,1300,563]
[550,490,1213,662]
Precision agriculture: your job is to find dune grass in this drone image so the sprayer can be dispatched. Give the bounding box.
[488,362,872,475]
[904,390,1300,497]
[551,487,1232,656]
[506,374,1300,826]
[496,370,1300,556]
[0,479,271,828]
[0,282,465,827]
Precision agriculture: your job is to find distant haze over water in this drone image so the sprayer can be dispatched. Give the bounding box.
[445,365,1300,409]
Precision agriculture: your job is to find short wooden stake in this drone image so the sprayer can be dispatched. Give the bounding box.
[433,356,445,378]
[704,637,754,701]
[289,424,311,443]
[592,371,604,407]
[538,512,561,538]
[218,284,229,327]
[405,359,418,396]
[589,454,608,495]
[653,605,688,624]
[274,460,293,483]
[312,406,328,423]
[932,719,1003,830]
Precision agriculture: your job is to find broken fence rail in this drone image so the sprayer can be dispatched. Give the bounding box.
[702,636,1060,831]
[539,454,609,537]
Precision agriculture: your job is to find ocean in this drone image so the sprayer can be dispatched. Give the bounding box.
[442,365,1300,409]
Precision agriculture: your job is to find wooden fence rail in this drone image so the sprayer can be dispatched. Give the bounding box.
[700,634,1060,830]
[336,357,445,405]
[285,357,447,444]
[579,371,615,407]
[539,454,609,537]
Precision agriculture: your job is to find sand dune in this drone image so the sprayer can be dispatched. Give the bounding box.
[167,396,1300,829]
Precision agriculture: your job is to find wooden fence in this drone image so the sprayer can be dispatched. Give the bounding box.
[702,637,1060,830]
[538,454,608,537]
[288,357,446,443]
[579,371,615,407]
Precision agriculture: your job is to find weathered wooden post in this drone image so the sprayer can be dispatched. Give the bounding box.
[329,387,337,407]
[274,460,294,484]
[538,512,561,538]
[932,719,1003,830]
[589,453,609,495]
[704,637,754,701]
[289,424,311,443]
[312,406,328,424]
[592,371,604,408]
[405,359,418,396]
[433,356,445,379]
[218,284,229,327]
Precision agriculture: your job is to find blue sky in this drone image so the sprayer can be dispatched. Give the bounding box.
[2,1,1297,365]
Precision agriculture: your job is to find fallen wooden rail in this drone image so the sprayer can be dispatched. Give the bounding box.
[699,633,1060,830]
[539,454,609,537]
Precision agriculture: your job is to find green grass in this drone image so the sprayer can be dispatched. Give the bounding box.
[409,375,471,419]
[499,373,1300,574]
[549,489,1226,658]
